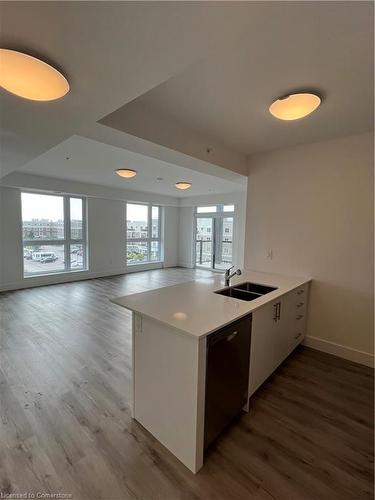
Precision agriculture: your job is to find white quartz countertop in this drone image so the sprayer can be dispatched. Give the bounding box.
[111,270,311,338]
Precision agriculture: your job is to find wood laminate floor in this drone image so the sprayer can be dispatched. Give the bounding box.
[0,268,373,500]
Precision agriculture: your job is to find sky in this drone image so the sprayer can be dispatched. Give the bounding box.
[21,193,82,221]
[21,195,153,222]
[126,203,159,222]
[126,203,148,222]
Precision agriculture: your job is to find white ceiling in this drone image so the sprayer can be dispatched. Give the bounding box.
[0,2,261,177]
[19,135,246,197]
[0,1,373,185]
[102,1,374,156]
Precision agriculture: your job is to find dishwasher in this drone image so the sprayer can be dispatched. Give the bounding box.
[204,314,252,450]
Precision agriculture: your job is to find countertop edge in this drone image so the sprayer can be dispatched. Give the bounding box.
[111,273,312,338]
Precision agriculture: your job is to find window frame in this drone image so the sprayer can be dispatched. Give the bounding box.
[193,204,235,272]
[126,203,162,265]
[21,191,88,277]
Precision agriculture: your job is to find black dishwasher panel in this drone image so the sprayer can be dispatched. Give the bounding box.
[204,314,252,450]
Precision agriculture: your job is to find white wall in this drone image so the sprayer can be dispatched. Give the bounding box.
[245,132,374,364]
[178,207,195,268]
[178,191,247,270]
[0,175,180,291]
[163,206,179,268]
[0,172,245,290]
[1,187,23,287]
[0,188,2,285]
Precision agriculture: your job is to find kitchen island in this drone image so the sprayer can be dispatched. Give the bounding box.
[112,270,311,473]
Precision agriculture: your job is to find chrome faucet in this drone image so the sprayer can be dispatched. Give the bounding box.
[224,266,242,287]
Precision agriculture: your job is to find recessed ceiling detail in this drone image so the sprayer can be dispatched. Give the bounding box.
[0,49,70,101]
[1,2,372,178]
[269,93,321,121]
[17,136,246,197]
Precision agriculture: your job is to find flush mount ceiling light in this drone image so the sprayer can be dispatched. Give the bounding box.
[0,49,70,101]
[175,182,192,190]
[115,169,137,178]
[269,92,321,120]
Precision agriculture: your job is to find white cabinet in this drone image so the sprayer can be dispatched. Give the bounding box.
[285,284,308,353]
[249,283,309,397]
[248,299,279,395]
[273,295,292,368]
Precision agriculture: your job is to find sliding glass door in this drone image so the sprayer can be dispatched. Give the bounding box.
[214,216,234,270]
[195,205,234,271]
[195,217,213,268]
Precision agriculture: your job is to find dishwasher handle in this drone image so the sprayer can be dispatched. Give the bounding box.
[207,327,241,347]
[226,331,238,342]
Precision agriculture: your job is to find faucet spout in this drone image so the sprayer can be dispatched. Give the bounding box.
[224,266,242,287]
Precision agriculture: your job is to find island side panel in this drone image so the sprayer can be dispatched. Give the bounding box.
[131,312,142,418]
[133,313,204,473]
[194,335,207,472]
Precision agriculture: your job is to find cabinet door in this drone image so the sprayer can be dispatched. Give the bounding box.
[249,300,278,396]
[274,292,296,369]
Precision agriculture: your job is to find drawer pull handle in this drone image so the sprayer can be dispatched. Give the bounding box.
[297,290,305,295]
[297,302,304,308]
[296,315,304,320]
[227,331,238,342]
[295,333,302,340]
[273,303,281,322]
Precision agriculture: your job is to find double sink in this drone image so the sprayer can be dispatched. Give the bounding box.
[215,281,277,301]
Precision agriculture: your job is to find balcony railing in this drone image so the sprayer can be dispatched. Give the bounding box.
[196,239,232,265]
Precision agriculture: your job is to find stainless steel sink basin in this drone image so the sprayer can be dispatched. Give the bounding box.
[214,287,261,301]
[214,281,277,302]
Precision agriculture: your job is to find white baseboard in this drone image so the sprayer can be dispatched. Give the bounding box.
[0,263,164,292]
[303,335,374,368]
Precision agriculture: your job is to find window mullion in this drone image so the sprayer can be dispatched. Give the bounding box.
[147,205,151,262]
[81,197,87,271]
[64,195,70,271]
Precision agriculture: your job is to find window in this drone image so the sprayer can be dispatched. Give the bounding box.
[126,203,161,265]
[21,192,87,277]
[197,206,217,213]
[223,204,235,212]
[194,204,235,270]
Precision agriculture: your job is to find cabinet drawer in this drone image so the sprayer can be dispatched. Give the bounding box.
[289,286,309,316]
[294,285,307,301]
[291,308,307,332]
[290,330,305,350]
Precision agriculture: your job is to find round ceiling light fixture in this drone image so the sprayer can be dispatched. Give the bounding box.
[175,182,192,190]
[115,169,137,178]
[269,92,321,121]
[0,48,70,101]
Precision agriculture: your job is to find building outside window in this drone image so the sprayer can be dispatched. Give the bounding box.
[21,192,87,277]
[194,204,235,271]
[126,203,161,264]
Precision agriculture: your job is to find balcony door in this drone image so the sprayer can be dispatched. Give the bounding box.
[195,217,213,269]
[195,205,234,271]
